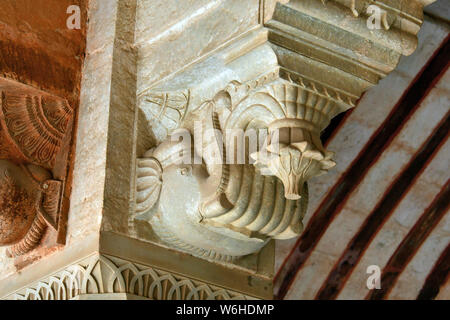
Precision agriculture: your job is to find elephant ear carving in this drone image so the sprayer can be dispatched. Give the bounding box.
[135,157,163,216]
[0,91,73,169]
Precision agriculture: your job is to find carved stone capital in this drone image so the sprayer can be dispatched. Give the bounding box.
[132,0,435,262]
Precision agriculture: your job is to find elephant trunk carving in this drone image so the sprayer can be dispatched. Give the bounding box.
[135,78,345,260]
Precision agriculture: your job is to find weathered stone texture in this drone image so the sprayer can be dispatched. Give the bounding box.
[1,0,448,300]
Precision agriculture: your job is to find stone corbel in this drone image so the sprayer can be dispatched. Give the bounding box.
[134,0,435,261]
[0,78,73,257]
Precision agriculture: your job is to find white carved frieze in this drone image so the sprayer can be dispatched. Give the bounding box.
[5,254,253,300]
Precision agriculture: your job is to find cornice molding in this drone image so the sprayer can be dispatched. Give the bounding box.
[4,254,255,300]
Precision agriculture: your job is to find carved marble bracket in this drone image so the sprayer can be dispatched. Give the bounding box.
[0,78,73,257]
[133,0,434,261]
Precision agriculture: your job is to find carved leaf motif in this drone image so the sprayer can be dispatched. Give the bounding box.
[252,141,336,200]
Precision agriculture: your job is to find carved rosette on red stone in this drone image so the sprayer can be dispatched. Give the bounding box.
[0,78,73,257]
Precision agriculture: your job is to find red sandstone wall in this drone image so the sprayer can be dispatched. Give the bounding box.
[0,0,88,272]
[0,0,88,107]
